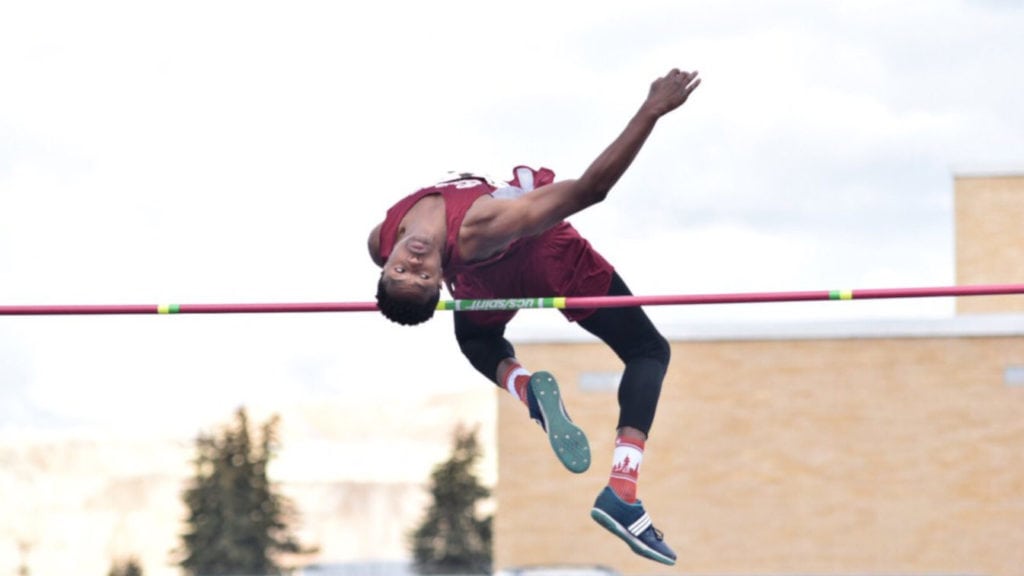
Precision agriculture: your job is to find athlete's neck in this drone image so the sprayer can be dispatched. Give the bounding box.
[397,195,447,257]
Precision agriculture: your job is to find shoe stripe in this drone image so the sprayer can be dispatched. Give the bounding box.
[628,512,652,536]
[557,397,572,421]
[593,508,675,566]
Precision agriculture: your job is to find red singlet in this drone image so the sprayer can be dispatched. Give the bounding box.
[377,166,613,326]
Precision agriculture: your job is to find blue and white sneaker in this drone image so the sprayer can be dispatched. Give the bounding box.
[590,486,677,566]
[526,371,590,474]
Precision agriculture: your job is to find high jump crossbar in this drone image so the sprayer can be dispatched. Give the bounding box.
[1,283,1023,316]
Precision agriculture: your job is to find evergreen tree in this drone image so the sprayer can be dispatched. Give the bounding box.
[178,407,304,575]
[411,425,492,575]
[108,556,143,576]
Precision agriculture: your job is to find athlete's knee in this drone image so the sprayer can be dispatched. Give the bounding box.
[457,334,515,384]
[639,330,671,366]
[614,330,670,373]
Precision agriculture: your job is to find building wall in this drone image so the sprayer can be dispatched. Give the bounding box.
[495,171,1024,575]
[495,334,1024,575]
[955,173,1024,313]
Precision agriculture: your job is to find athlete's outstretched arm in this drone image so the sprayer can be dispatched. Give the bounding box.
[464,68,700,253]
[571,68,701,209]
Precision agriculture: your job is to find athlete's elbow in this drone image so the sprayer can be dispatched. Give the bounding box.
[573,177,610,206]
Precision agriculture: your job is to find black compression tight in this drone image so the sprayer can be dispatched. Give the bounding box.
[453,271,670,437]
[577,272,670,436]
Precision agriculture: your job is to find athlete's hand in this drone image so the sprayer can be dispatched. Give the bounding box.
[642,68,701,118]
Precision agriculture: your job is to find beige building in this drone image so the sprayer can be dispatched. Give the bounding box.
[494,174,1024,575]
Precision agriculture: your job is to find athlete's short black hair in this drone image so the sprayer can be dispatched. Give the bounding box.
[375,275,440,326]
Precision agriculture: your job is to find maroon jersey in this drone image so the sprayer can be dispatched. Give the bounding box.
[376,178,496,272]
[377,166,614,326]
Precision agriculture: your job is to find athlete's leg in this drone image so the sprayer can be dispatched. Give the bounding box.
[454,311,591,473]
[453,311,516,385]
[577,271,671,438]
[578,271,676,565]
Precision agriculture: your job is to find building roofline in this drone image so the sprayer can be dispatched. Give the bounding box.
[507,313,1024,344]
[952,168,1024,179]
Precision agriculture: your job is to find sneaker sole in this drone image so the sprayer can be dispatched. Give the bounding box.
[530,371,590,473]
[590,507,676,566]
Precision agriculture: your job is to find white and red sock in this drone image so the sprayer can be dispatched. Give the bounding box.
[608,435,645,503]
[500,362,531,406]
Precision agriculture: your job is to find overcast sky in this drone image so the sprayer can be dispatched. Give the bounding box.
[1,0,1023,436]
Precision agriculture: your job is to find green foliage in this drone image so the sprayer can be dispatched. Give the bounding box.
[178,407,304,576]
[109,556,143,576]
[410,425,492,575]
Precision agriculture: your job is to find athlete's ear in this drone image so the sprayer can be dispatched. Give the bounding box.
[368,223,384,267]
